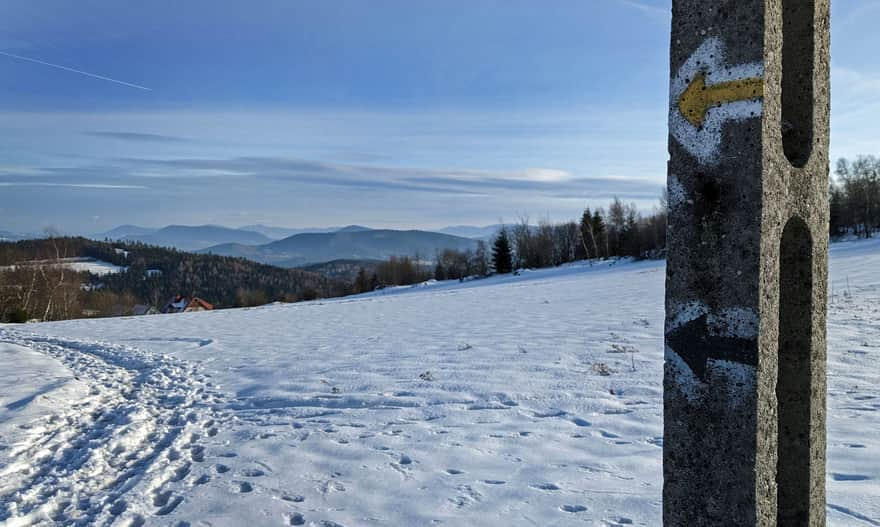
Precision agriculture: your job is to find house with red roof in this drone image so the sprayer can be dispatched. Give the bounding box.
[162,295,214,314]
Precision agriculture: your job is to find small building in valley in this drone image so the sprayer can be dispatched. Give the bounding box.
[163,295,214,314]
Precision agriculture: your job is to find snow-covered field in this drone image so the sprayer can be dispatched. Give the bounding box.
[1,258,126,277]
[1,240,879,526]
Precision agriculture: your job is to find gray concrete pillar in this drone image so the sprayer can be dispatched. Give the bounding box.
[664,1,830,526]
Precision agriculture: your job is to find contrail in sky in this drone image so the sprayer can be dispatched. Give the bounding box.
[0,50,151,91]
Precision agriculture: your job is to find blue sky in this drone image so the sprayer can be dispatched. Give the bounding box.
[1,1,878,234]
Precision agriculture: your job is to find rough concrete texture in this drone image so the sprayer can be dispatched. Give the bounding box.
[664,0,830,525]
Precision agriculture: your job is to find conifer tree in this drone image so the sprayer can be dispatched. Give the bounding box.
[355,267,370,293]
[491,228,513,274]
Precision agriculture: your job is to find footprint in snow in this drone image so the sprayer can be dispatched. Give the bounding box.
[532,409,566,418]
[171,462,191,482]
[156,495,183,516]
[236,481,254,493]
[831,473,870,481]
[530,482,560,491]
[109,499,127,516]
[190,445,205,462]
[153,490,173,507]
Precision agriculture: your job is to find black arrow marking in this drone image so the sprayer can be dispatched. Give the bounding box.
[666,313,758,382]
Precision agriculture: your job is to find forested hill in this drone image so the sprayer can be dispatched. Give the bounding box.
[0,237,349,322]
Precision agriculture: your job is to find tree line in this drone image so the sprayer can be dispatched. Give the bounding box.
[504,196,666,270]
[356,196,668,290]
[831,155,880,238]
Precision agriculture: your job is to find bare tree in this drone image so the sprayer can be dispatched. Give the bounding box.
[836,156,880,238]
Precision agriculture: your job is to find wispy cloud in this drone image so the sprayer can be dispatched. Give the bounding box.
[835,2,880,30]
[0,50,151,91]
[0,154,664,233]
[0,182,147,189]
[832,67,880,115]
[614,0,670,20]
[828,66,880,161]
[114,155,661,198]
[0,154,659,202]
[85,131,189,143]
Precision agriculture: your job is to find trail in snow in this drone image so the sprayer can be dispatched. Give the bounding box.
[0,331,229,526]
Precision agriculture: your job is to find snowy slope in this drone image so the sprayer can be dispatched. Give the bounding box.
[1,258,126,277]
[1,241,879,526]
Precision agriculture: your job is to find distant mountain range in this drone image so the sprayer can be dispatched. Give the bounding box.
[96,225,273,252]
[97,225,158,240]
[1,223,502,267]
[238,224,364,239]
[199,229,480,268]
[0,230,27,242]
[437,224,505,240]
[93,224,378,247]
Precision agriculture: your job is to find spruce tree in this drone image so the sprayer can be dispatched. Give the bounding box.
[591,210,606,258]
[492,228,513,274]
[355,267,370,293]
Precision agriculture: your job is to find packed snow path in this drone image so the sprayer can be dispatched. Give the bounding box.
[0,333,228,526]
[2,238,879,526]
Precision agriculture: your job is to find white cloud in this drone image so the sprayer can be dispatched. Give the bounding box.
[517,168,573,182]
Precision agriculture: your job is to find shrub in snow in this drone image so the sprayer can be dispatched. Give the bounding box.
[591,362,615,376]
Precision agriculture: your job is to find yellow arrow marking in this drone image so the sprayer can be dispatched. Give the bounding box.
[678,72,764,128]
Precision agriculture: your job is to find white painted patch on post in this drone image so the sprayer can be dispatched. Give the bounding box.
[669,37,764,165]
[665,345,757,407]
[667,300,758,340]
[667,175,688,210]
[666,300,707,333]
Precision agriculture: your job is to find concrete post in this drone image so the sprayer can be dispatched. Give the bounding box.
[664,1,830,526]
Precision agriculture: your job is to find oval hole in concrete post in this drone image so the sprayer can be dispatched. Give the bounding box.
[777,217,813,526]
[782,0,815,168]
